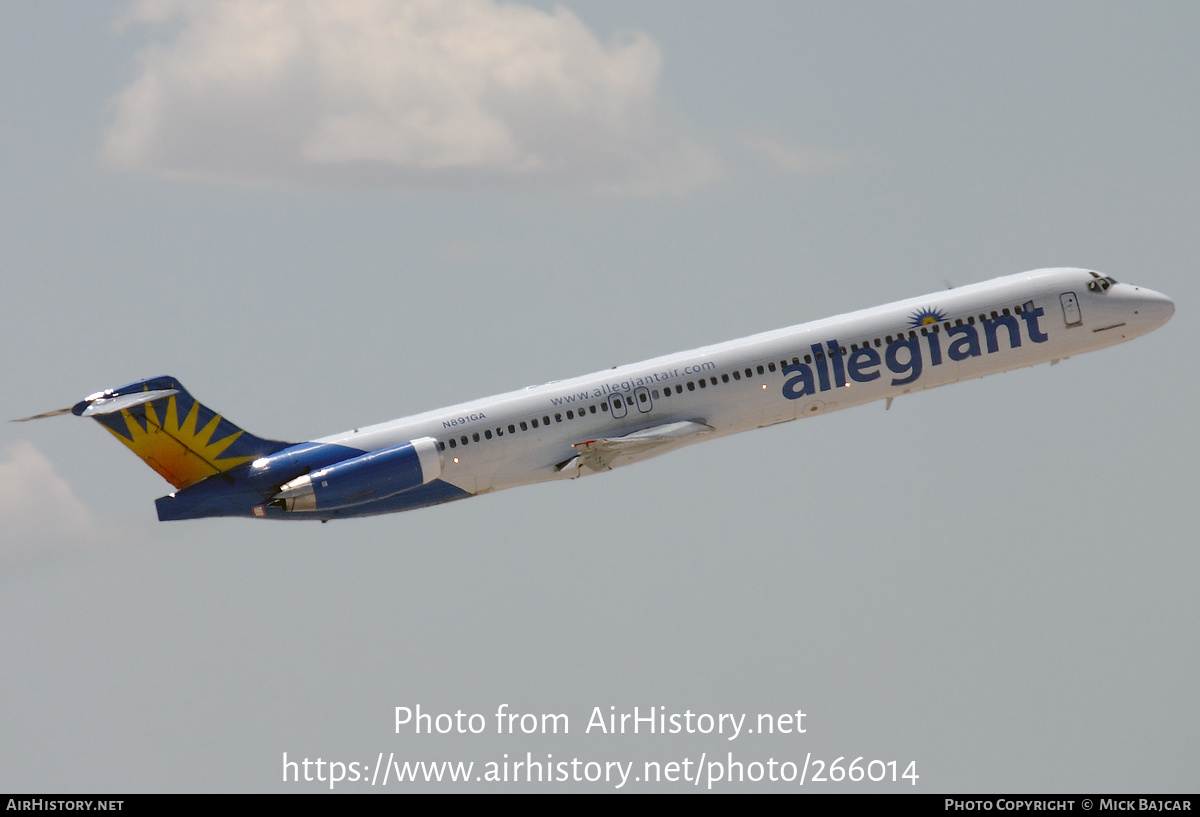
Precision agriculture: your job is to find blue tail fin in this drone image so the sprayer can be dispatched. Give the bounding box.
[72,376,292,489]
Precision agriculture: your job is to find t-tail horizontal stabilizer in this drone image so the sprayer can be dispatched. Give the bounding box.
[23,376,294,490]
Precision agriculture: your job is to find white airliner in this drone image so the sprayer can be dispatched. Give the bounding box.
[18,268,1173,521]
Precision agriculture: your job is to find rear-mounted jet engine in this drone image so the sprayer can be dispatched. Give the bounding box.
[271,437,442,512]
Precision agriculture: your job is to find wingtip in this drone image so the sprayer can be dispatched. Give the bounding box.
[11,407,74,422]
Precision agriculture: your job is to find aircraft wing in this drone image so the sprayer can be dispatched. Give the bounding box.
[561,420,715,473]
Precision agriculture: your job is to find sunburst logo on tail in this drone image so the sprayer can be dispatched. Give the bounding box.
[100,393,254,489]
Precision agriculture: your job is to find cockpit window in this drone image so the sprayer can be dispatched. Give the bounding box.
[1087,274,1117,293]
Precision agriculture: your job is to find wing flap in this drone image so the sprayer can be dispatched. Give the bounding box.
[572,420,714,472]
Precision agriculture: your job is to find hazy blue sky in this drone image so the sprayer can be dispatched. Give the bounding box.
[2,0,1196,792]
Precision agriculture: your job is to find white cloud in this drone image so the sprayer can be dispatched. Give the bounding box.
[0,442,97,556]
[104,0,717,194]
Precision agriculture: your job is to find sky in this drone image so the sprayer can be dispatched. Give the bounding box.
[1,0,1197,793]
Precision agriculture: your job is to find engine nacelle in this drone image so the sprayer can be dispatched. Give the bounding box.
[272,437,443,512]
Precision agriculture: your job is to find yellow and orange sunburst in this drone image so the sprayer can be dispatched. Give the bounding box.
[908,306,947,327]
[103,395,253,489]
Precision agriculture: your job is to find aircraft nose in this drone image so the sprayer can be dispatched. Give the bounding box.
[1134,287,1175,330]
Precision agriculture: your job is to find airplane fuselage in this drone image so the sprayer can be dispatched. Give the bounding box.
[63,268,1173,521]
